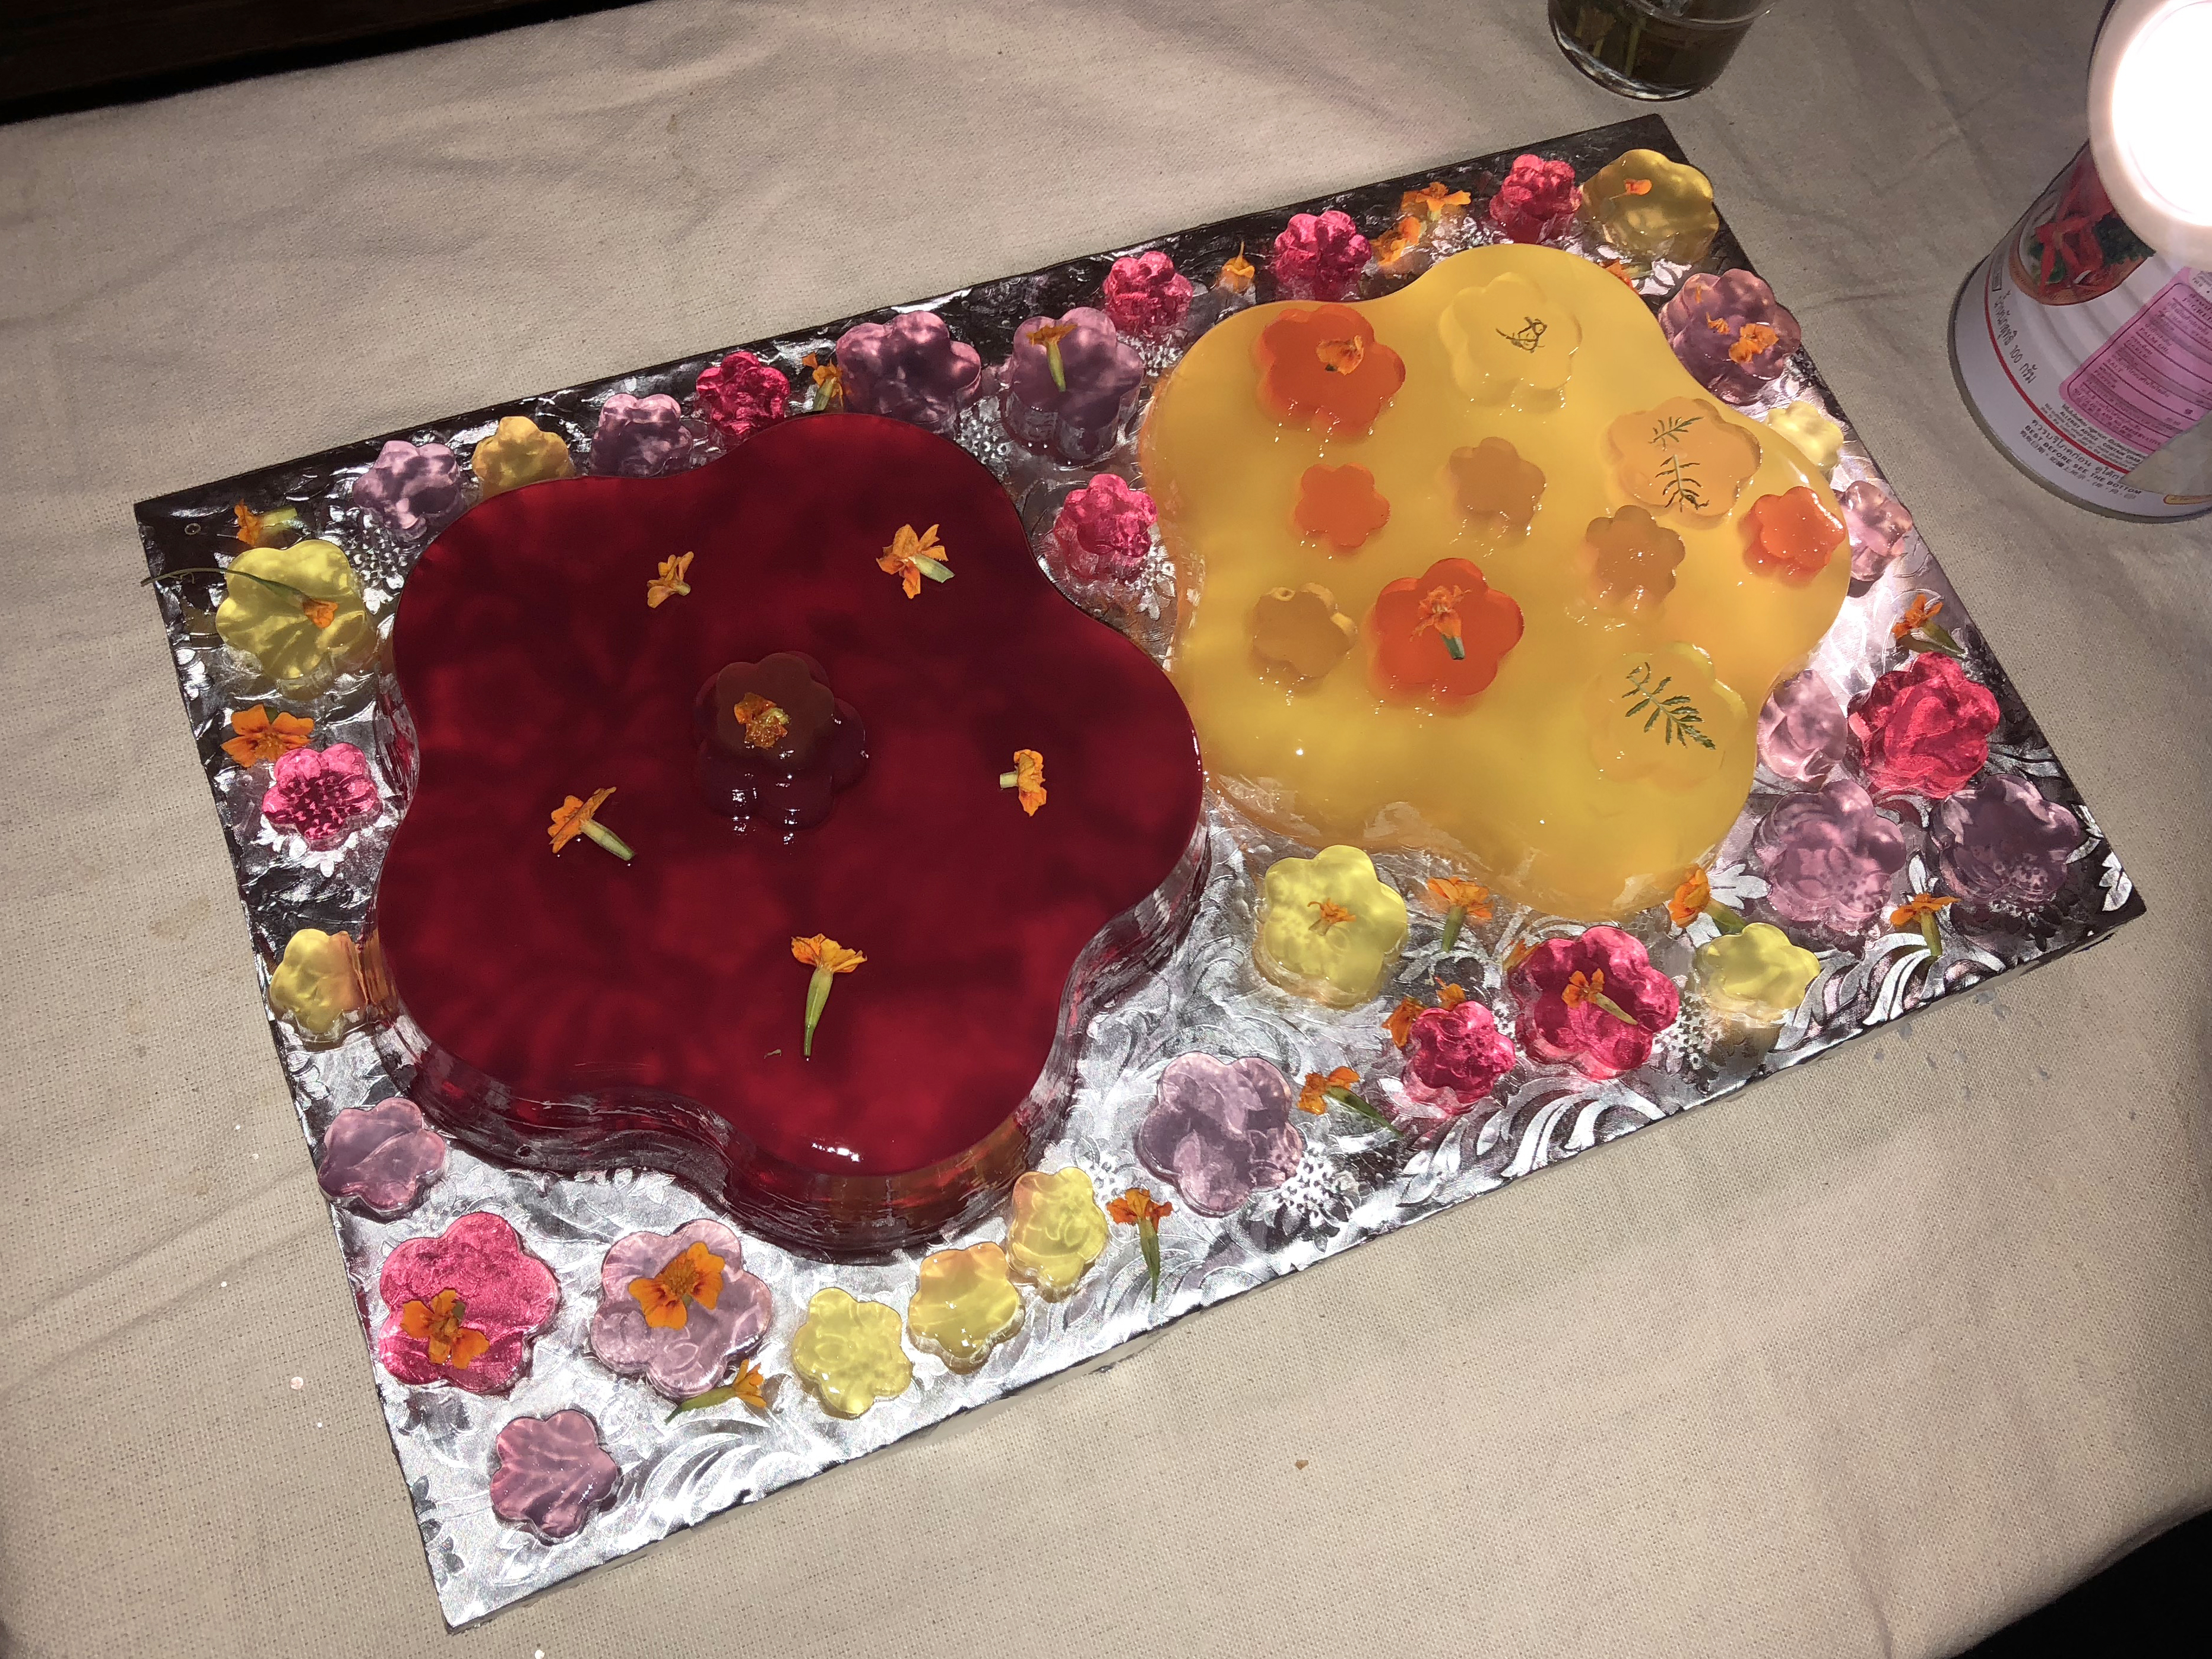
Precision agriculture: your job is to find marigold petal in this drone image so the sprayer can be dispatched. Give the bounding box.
[447,1326,490,1370]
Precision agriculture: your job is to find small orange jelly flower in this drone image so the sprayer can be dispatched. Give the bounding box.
[221,704,315,767]
[733,693,790,750]
[1108,1188,1173,1228]
[1730,323,1782,366]
[549,786,618,854]
[1218,246,1256,295]
[647,551,695,608]
[1002,748,1047,815]
[1385,994,1424,1049]
[1890,893,1956,930]
[879,522,952,598]
[1669,867,1712,929]
[1309,898,1355,931]
[1894,592,1944,642]
[1561,968,1606,1008]
[1294,463,1391,554]
[1623,178,1653,195]
[400,1288,490,1371]
[629,1239,726,1331]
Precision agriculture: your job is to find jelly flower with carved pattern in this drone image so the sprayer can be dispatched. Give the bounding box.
[472,415,575,499]
[1580,148,1717,266]
[1295,464,1390,552]
[791,1287,911,1419]
[1658,271,1802,404]
[834,312,983,434]
[1757,670,1847,784]
[376,1211,561,1395]
[1692,922,1820,1031]
[592,393,694,478]
[1004,1168,1110,1299]
[490,1411,622,1542]
[1254,304,1405,436]
[260,741,379,848]
[590,1219,772,1400]
[1050,474,1157,583]
[1102,250,1194,338]
[1254,845,1409,1008]
[317,1099,446,1220]
[1509,927,1679,1080]
[1439,270,1582,411]
[1447,439,1547,535]
[1743,487,1845,585]
[1753,775,1910,935]
[1401,999,1516,1120]
[1850,654,2001,801]
[1608,398,1762,525]
[1135,1054,1305,1217]
[908,1242,1024,1373]
[221,704,314,768]
[352,439,464,540]
[268,926,366,1039]
[1369,557,1524,708]
[1842,480,1915,581]
[1932,773,2082,916]
[1270,209,1371,302]
[1583,507,1685,612]
[1487,154,1581,243]
[690,350,790,444]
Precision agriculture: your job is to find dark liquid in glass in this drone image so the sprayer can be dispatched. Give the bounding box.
[1549,0,1763,100]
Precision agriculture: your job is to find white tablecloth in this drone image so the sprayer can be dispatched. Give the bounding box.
[3,2,2207,1653]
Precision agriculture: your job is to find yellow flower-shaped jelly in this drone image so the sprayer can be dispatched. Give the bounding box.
[1582,643,1749,793]
[268,927,365,1039]
[1254,845,1409,1008]
[907,1243,1024,1373]
[1580,148,1719,267]
[790,1287,912,1419]
[1438,269,1582,412]
[213,540,376,696]
[1004,1168,1110,1299]
[1761,400,1846,474]
[1693,922,1821,1029]
[471,415,575,499]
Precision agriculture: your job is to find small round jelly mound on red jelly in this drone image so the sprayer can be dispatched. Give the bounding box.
[375,413,1205,1258]
[693,652,867,832]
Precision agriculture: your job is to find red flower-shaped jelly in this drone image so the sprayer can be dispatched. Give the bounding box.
[375,413,1205,1257]
[1509,927,1679,1080]
[1849,651,2000,801]
[1367,557,1524,708]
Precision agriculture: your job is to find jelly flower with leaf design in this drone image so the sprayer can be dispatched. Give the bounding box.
[376,1211,561,1395]
[351,439,464,540]
[908,1243,1024,1373]
[490,1411,622,1543]
[588,1219,773,1401]
[1440,271,1582,411]
[1254,845,1409,1007]
[1102,250,1194,338]
[1582,644,1745,793]
[1487,153,1581,243]
[261,742,380,848]
[1135,1054,1304,1217]
[1509,927,1679,1081]
[1658,271,1803,404]
[591,392,695,478]
[1757,670,1848,784]
[1400,998,1516,1119]
[1270,209,1371,302]
[211,539,377,694]
[1753,775,1910,935]
[1693,922,1821,1032]
[834,311,983,435]
[1000,307,1147,464]
[1050,474,1156,583]
[1004,1168,1110,1299]
[1608,398,1762,525]
[1933,774,2081,915]
[316,1099,447,1220]
[472,415,575,498]
[1850,653,2001,801]
[1254,304,1405,436]
[690,350,790,444]
[1842,479,1915,581]
[790,1287,911,1419]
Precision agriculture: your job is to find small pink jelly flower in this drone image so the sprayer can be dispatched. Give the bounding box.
[690,350,791,444]
[1487,154,1582,244]
[1271,210,1371,302]
[1050,474,1158,583]
[1102,250,1194,338]
[261,743,381,848]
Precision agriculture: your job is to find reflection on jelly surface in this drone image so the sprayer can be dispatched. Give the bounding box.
[378,414,1202,1192]
[1140,245,1847,921]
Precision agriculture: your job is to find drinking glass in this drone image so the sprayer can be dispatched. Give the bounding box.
[1548,0,1771,100]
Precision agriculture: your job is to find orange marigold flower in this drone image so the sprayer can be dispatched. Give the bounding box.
[220,704,315,767]
[1217,245,1256,295]
[548,785,619,854]
[1602,259,1637,290]
[1001,748,1047,814]
[629,1239,726,1331]
[647,551,695,608]
[1730,322,1782,366]
[1437,982,1469,1009]
[1669,867,1712,929]
[232,501,301,548]
[1315,335,1368,375]
[878,522,952,598]
[1623,178,1653,196]
[734,693,790,750]
[1386,994,1424,1049]
[1893,592,1944,643]
[1889,893,1956,930]
[803,352,844,409]
[1424,877,1492,920]
[793,934,864,1057]
[728,1357,769,1412]
[399,1288,490,1371]
[1297,1066,1363,1115]
[299,597,337,630]
[1309,898,1355,931]
[1401,182,1472,220]
[1561,968,1606,1008]
[1107,1187,1172,1227]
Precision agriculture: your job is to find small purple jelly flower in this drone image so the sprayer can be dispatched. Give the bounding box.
[587,1219,773,1401]
[690,350,791,443]
[1842,480,1916,581]
[1757,671,1848,785]
[591,392,694,477]
[999,307,1146,464]
[1271,210,1371,302]
[1658,271,1803,404]
[1134,1054,1304,1216]
[1753,776,1910,935]
[490,1410,622,1542]
[261,742,381,848]
[1932,773,2082,915]
[316,1099,447,1219]
[834,312,983,434]
[351,439,464,540]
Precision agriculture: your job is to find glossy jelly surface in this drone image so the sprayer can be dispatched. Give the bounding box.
[378,413,1203,1253]
[1140,245,1847,920]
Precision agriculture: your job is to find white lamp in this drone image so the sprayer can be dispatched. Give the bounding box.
[2090,0,2212,265]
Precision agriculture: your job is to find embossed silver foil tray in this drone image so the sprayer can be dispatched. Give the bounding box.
[134,115,2143,1628]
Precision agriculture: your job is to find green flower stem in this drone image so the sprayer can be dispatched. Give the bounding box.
[1443,635,1466,661]
[1918,912,1943,958]
[912,556,954,585]
[1586,988,1641,1028]
[1441,905,1468,953]
[1138,1216,1162,1302]
[1045,339,1068,392]
[1909,622,1966,659]
[1706,900,1747,935]
[581,820,633,862]
[667,1381,760,1422]
[999,770,1019,789]
[1327,1083,1400,1136]
[803,965,836,1058]
[142,565,334,608]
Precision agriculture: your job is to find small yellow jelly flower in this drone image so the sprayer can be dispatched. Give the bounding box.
[790,1287,911,1419]
[1693,922,1821,1030]
[267,927,367,1039]
[907,1243,1024,1373]
[1004,1168,1110,1299]
[1255,845,1409,1008]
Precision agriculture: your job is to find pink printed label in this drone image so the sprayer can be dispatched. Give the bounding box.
[2061,274,2212,455]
